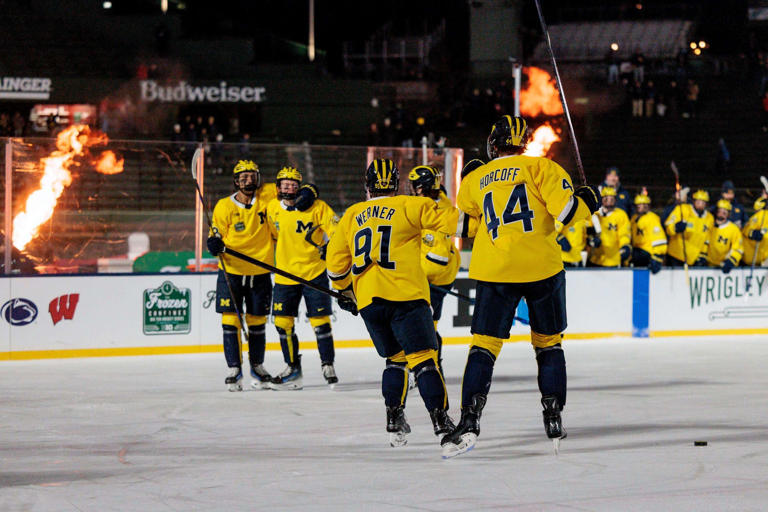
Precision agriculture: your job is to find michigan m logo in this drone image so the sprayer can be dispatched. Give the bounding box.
[273,303,283,312]
[219,298,231,307]
[296,220,314,233]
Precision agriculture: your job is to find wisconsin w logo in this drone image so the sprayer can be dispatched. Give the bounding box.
[49,294,79,325]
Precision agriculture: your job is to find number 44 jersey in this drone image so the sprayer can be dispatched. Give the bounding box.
[326,196,460,310]
[457,155,591,283]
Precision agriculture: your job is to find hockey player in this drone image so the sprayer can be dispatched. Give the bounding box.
[630,193,667,274]
[587,186,631,268]
[326,158,459,449]
[440,115,601,458]
[664,189,714,266]
[705,199,743,273]
[266,166,339,390]
[556,218,588,267]
[408,165,461,368]
[742,195,768,267]
[207,160,276,391]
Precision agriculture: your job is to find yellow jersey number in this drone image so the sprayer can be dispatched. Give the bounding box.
[352,225,396,275]
[483,183,535,239]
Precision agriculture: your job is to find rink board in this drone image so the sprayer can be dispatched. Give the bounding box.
[1,268,766,359]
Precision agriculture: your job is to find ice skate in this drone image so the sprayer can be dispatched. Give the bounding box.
[386,405,411,447]
[250,364,272,390]
[429,408,455,437]
[321,363,338,388]
[441,394,486,459]
[225,367,243,392]
[270,361,303,390]
[542,395,567,454]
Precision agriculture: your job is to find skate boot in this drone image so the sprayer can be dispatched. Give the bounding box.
[429,408,455,437]
[321,362,338,387]
[542,395,567,440]
[225,367,243,392]
[270,356,303,390]
[386,405,411,447]
[440,394,486,459]
[250,364,272,390]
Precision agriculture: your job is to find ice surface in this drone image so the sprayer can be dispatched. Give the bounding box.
[2,336,768,511]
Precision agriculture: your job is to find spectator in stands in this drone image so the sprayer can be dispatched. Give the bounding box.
[630,80,644,117]
[0,113,10,136]
[632,49,646,84]
[655,93,668,117]
[711,180,746,228]
[644,80,656,118]
[367,122,380,146]
[683,79,700,118]
[666,79,681,118]
[601,167,632,214]
[12,111,25,136]
[715,138,730,176]
[605,48,619,85]
[239,132,251,156]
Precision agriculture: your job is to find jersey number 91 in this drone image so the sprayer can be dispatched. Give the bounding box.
[352,225,396,275]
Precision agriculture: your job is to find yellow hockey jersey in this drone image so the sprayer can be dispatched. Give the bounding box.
[664,204,714,264]
[705,221,743,266]
[742,210,768,266]
[267,198,339,285]
[588,207,631,267]
[630,211,667,258]
[210,183,277,276]
[555,219,587,264]
[421,191,461,286]
[456,155,591,283]
[326,195,459,310]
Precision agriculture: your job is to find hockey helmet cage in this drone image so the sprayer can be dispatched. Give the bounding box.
[408,165,440,192]
[366,159,399,193]
[461,159,485,179]
[487,115,528,160]
[692,189,710,202]
[232,160,261,191]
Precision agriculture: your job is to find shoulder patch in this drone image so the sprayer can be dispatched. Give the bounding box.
[562,179,573,192]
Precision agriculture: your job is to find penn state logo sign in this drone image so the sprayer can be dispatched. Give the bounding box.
[1,298,39,326]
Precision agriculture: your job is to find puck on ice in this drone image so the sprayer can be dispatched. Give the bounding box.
[694,441,708,446]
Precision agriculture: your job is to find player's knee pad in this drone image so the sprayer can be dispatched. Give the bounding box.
[531,331,563,349]
[310,316,332,339]
[245,314,267,328]
[382,358,409,407]
[221,312,241,330]
[309,316,331,329]
[404,349,438,370]
[274,315,295,334]
[471,333,504,359]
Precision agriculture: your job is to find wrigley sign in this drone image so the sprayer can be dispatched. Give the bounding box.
[140,80,265,103]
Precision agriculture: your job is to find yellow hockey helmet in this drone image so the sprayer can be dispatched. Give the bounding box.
[232,160,261,192]
[692,189,710,202]
[366,158,399,193]
[487,115,528,159]
[716,199,732,211]
[601,186,617,197]
[276,166,302,183]
[233,159,259,175]
[634,193,651,205]
[408,165,440,192]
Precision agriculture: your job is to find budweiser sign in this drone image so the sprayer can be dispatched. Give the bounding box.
[139,80,266,103]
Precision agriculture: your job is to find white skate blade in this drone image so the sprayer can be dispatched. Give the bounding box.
[552,437,560,456]
[389,432,408,447]
[269,378,303,391]
[327,383,337,390]
[251,380,271,390]
[442,433,477,459]
[227,382,243,392]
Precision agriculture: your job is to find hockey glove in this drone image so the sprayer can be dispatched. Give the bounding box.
[206,235,225,256]
[318,244,327,260]
[337,286,358,316]
[694,255,708,267]
[574,185,601,214]
[648,258,662,274]
[295,183,319,211]
[620,245,631,263]
[556,235,572,252]
[587,236,602,249]
[461,159,485,179]
[721,259,735,274]
[674,221,687,234]
[749,229,764,242]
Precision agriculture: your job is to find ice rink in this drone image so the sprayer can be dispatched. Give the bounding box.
[2,335,767,511]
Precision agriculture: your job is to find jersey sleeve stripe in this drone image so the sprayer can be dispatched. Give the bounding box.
[426,252,450,266]
[327,267,351,281]
[651,240,667,247]
[558,196,577,225]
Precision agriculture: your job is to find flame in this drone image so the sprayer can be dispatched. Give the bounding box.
[12,124,124,251]
[523,124,561,157]
[520,66,563,117]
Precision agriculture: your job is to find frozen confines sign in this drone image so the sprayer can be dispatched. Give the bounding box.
[0,77,52,100]
[139,80,266,103]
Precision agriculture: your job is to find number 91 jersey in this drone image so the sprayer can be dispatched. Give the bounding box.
[326,196,459,310]
[457,155,590,283]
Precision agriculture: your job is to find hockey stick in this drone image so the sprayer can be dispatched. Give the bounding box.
[432,283,529,325]
[190,148,249,344]
[221,247,346,301]
[745,176,768,294]
[670,161,690,286]
[533,0,586,186]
